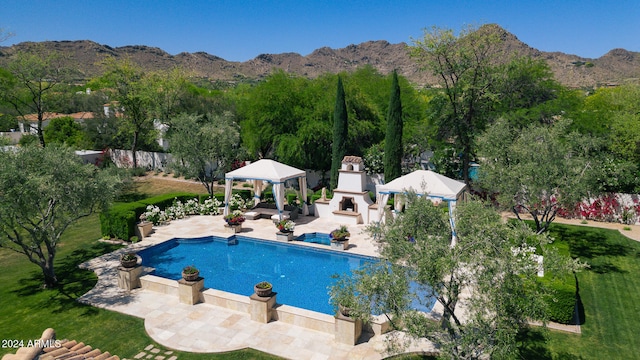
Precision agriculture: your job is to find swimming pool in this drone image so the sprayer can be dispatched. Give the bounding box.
[138,235,379,314]
[138,235,436,315]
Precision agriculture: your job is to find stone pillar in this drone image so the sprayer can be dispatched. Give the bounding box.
[136,221,153,238]
[250,293,277,323]
[178,277,204,305]
[118,265,142,290]
[276,232,293,242]
[330,239,349,251]
[225,224,242,233]
[334,313,362,345]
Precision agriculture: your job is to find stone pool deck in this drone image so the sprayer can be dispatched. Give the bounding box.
[79,215,439,359]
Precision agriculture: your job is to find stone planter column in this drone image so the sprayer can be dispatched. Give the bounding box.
[334,312,363,345]
[276,231,293,242]
[136,221,153,238]
[250,293,277,323]
[225,224,242,233]
[330,239,349,251]
[178,277,204,305]
[118,265,143,290]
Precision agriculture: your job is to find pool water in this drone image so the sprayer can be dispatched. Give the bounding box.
[138,235,436,315]
[295,232,331,245]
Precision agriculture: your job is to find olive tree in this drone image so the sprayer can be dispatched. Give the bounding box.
[0,45,73,147]
[167,112,241,197]
[477,118,601,234]
[0,144,123,288]
[332,195,583,359]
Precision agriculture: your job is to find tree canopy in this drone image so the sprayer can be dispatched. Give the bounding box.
[332,195,583,359]
[167,112,241,196]
[0,144,123,287]
[331,76,348,189]
[477,118,601,233]
[383,70,403,182]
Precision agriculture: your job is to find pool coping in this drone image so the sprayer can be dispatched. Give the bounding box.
[78,215,442,359]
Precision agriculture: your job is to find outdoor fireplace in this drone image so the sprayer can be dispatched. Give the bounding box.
[339,197,357,212]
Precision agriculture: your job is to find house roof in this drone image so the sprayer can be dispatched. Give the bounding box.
[19,112,94,122]
[225,159,306,183]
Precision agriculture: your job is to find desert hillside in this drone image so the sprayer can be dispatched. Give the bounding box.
[0,25,638,88]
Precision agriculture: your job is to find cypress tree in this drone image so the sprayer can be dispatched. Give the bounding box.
[331,76,348,190]
[384,70,403,182]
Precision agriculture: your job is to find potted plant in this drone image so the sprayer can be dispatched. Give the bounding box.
[330,225,350,250]
[224,210,246,226]
[276,219,295,233]
[182,265,200,281]
[330,225,350,241]
[254,281,273,297]
[120,252,138,268]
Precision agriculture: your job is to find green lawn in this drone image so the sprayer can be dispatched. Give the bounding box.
[3,183,640,360]
[0,214,279,360]
[520,223,640,359]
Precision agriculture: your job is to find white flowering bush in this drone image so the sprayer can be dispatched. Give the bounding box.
[200,197,222,215]
[183,198,201,215]
[165,200,186,220]
[229,193,250,211]
[144,205,164,225]
[143,197,223,225]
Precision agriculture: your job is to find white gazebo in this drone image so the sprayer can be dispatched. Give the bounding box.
[375,170,466,239]
[223,159,308,220]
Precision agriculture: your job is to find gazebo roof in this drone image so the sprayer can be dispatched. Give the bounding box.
[225,159,305,183]
[376,170,466,200]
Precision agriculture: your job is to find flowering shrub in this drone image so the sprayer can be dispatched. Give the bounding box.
[200,198,222,215]
[558,193,640,225]
[224,210,246,225]
[229,193,249,211]
[276,219,295,232]
[143,197,222,225]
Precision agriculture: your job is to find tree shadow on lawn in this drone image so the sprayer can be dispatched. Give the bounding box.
[12,242,123,316]
[550,225,631,274]
[518,328,587,360]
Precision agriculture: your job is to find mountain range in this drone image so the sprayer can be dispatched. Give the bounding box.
[0,25,638,88]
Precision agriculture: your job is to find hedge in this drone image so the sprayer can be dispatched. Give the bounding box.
[100,192,199,240]
[100,190,260,240]
[539,274,577,324]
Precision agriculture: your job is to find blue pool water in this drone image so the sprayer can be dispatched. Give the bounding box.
[138,235,435,315]
[295,232,331,245]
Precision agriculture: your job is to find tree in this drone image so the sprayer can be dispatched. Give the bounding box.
[477,118,601,234]
[0,144,123,288]
[167,112,241,197]
[100,57,156,168]
[336,195,582,359]
[410,24,505,185]
[384,70,403,182]
[236,70,307,159]
[43,116,87,148]
[331,76,348,189]
[0,45,72,146]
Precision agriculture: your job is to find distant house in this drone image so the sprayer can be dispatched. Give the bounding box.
[18,112,94,134]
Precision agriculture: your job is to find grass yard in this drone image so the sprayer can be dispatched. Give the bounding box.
[520,223,640,359]
[3,174,640,359]
[0,178,279,360]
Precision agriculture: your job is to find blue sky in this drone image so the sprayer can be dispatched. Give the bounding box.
[3,0,639,61]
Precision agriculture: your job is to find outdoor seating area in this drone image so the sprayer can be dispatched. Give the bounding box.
[246,202,299,221]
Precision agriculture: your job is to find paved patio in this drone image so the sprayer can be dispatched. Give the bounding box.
[78,215,439,359]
